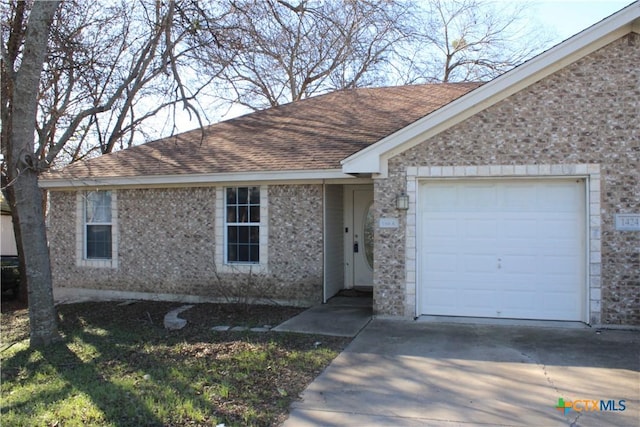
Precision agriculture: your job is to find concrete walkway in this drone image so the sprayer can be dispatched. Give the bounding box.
[283,319,640,426]
[273,296,372,337]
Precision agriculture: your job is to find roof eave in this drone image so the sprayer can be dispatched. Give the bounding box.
[342,4,640,176]
[39,169,366,189]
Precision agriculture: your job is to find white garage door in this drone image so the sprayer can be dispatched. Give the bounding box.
[418,179,585,321]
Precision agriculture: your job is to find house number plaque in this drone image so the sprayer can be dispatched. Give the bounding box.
[615,214,640,231]
[379,217,399,228]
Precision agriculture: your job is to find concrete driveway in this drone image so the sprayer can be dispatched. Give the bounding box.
[283,319,639,426]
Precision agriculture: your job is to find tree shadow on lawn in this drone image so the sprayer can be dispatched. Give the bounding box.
[1,302,349,426]
[1,339,162,426]
[2,327,239,426]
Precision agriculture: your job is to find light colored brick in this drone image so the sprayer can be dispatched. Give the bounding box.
[442,166,454,176]
[430,166,443,176]
[49,185,323,307]
[377,35,638,323]
[502,165,515,175]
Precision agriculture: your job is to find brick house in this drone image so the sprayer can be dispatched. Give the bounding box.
[41,4,639,325]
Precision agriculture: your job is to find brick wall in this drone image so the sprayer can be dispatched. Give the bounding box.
[48,184,324,306]
[375,34,639,324]
[268,185,324,302]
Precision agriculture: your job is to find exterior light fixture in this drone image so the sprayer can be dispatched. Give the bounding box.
[396,193,409,210]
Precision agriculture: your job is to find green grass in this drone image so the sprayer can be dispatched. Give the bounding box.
[1,302,350,426]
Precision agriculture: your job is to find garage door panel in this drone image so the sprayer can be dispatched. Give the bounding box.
[422,185,462,211]
[424,253,458,272]
[542,184,583,209]
[419,179,585,321]
[461,185,498,210]
[464,219,498,239]
[466,291,502,308]
[544,243,583,256]
[431,253,501,274]
[500,255,537,273]
[541,219,582,238]
[501,240,541,254]
[541,293,581,310]
[424,288,459,309]
[426,274,499,287]
[464,254,499,273]
[540,255,583,274]
[422,217,458,236]
[498,294,539,314]
[504,219,539,239]
[503,185,538,210]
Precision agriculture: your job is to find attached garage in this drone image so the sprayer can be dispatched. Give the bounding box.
[417,179,586,321]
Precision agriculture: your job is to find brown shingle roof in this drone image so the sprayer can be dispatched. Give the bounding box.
[47,83,480,179]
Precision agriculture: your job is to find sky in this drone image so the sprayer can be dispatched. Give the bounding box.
[530,0,634,42]
[217,1,634,118]
[160,1,637,133]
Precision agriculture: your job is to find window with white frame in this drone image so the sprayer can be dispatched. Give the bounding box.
[85,191,113,259]
[225,186,260,263]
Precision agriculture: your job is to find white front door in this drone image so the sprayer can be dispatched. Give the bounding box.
[345,186,374,288]
[418,179,586,321]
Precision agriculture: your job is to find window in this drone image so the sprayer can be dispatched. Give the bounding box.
[215,186,267,272]
[225,187,260,263]
[85,191,112,259]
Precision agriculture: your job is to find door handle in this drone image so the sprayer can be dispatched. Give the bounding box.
[354,242,359,253]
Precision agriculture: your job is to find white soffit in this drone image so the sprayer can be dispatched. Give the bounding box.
[39,169,365,189]
[341,3,640,175]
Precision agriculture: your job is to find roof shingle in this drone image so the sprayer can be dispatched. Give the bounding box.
[47,83,480,179]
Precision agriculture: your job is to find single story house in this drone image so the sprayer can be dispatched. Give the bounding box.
[42,3,639,326]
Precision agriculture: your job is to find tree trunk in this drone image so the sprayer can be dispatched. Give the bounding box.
[11,170,58,345]
[5,0,61,346]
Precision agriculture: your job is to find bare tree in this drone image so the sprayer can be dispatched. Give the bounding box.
[397,0,552,83]
[187,0,552,111]
[0,0,217,346]
[1,0,61,346]
[189,0,413,110]
[33,0,222,167]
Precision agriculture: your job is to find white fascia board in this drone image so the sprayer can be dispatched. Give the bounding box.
[342,6,640,176]
[39,169,361,189]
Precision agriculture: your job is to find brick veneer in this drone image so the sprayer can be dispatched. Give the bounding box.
[48,184,324,306]
[374,34,639,324]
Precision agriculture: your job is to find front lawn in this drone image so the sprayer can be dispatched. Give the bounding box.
[0,300,350,426]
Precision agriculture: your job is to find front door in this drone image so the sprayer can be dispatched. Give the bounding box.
[346,187,374,288]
